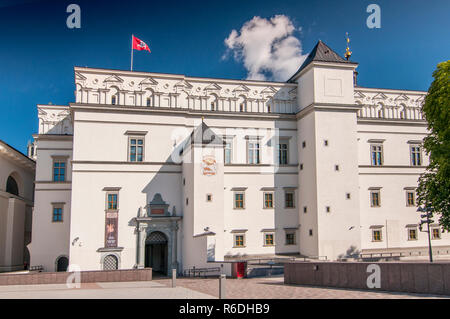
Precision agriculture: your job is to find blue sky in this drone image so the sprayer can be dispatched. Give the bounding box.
[0,0,449,153]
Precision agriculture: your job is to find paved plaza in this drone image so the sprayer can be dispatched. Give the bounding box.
[0,275,448,299]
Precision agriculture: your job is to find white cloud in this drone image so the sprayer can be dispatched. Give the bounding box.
[223,15,307,81]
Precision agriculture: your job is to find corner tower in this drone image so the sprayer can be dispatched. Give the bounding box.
[290,41,361,260]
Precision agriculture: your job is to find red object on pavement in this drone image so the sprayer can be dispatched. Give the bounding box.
[132,35,151,52]
[237,262,246,278]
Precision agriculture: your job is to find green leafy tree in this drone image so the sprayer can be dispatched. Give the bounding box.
[417,60,450,231]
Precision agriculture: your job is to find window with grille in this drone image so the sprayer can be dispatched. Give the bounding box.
[129,137,144,162]
[247,141,260,164]
[372,229,382,242]
[234,235,244,247]
[52,206,63,222]
[410,145,422,166]
[285,192,294,208]
[103,255,118,270]
[224,139,232,164]
[432,228,441,240]
[107,194,118,210]
[408,228,417,240]
[234,192,244,209]
[264,233,274,246]
[264,192,274,208]
[278,143,288,165]
[285,233,295,245]
[371,144,383,166]
[53,160,66,182]
[370,190,381,207]
[406,191,415,206]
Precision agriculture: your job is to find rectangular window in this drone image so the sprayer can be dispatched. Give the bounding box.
[264,233,274,246]
[146,97,151,106]
[129,137,144,162]
[285,192,295,208]
[224,139,232,164]
[111,95,117,105]
[278,143,288,165]
[406,191,415,206]
[410,145,422,166]
[234,192,245,209]
[264,192,274,208]
[372,229,382,242]
[370,190,381,207]
[432,228,441,240]
[107,193,118,210]
[371,144,383,166]
[52,206,63,222]
[234,234,245,247]
[53,159,66,182]
[408,228,417,241]
[247,141,260,164]
[285,232,295,245]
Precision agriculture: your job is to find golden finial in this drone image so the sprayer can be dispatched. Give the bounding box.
[344,32,352,60]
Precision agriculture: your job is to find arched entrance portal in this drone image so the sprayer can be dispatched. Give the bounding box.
[145,231,168,275]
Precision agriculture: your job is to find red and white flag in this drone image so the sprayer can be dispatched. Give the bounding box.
[132,35,151,52]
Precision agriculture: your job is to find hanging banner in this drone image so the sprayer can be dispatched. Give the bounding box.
[105,211,118,248]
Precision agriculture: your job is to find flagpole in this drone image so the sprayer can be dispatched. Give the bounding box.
[131,34,134,71]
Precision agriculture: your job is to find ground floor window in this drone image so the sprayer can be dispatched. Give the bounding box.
[103,254,118,270]
[372,229,382,242]
[56,256,68,272]
[431,228,441,240]
[285,232,295,245]
[234,234,245,247]
[407,227,418,240]
[264,233,274,246]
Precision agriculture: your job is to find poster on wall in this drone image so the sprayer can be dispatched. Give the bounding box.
[105,211,118,248]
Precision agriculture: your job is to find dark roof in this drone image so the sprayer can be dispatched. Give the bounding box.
[288,40,358,82]
[179,121,224,156]
[189,121,224,146]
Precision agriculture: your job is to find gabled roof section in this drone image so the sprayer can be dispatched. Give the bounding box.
[204,83,222,91]
[140,77,158,86]
[233,84,250,92]
[288,40,358,82]
[104,74,124,83]
[190,122,224,146]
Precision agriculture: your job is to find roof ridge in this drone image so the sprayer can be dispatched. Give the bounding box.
[287,40,357,82]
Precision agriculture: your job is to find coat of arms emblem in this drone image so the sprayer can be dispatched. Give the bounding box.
[201,155,216,176]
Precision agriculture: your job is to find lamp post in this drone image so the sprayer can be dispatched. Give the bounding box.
[417,205,433,262]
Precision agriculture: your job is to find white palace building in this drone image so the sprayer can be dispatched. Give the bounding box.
[29,41,449,274]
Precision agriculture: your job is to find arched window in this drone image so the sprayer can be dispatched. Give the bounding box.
[103,254,118,270]
[6,176,19,196]
[56,256,69,272]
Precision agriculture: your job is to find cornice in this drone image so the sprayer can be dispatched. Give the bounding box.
[69,103,296,121]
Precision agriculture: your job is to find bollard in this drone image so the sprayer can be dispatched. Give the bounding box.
[219,274,226,299]
[172,268,177,288]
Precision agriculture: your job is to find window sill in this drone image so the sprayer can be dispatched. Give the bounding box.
[233,246,246,248]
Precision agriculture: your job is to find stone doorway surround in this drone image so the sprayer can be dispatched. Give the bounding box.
[135,194,181,275]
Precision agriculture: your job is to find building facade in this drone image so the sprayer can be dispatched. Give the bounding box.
[0,140,35,272]
[30,41,449,274]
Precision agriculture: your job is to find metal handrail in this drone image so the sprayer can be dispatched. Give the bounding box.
[183,266,221,277]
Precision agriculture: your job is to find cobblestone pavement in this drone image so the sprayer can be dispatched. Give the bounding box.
[154,275,449,299]
[0,281,215,299]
